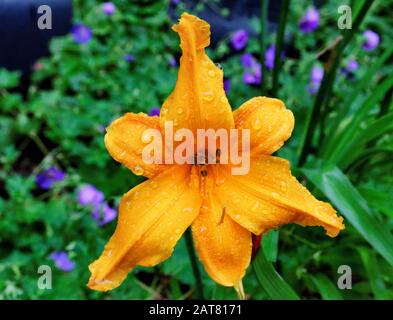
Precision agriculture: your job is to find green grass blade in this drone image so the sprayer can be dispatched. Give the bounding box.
[271,0,290,96]
[338,112,393,168]
[327,76,393,164]
[311,274,343,300]
[262,230,279,262]
[298,0,375,166]
[260,0,269,95]
[253,247,300,300]
[357,247,390,300]
[302,160,393,266]
[321,44,393,157]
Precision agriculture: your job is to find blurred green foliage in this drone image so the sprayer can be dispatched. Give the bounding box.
[0,0,392,300]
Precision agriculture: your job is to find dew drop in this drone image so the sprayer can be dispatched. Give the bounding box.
[271,192,280,199]
[202,90,214,102]
[253,118,262,130]
[133,165,144,176]
[176,107,184,114]
[215,63,223,70]
[208,70,215,77]
[251,201,260,212]
[141,132,152,144]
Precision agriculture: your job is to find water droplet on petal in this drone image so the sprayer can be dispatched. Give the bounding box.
[177,107,184,114]
[208,70,215,77]
[251,201,260,212]
[202,90,214,102]
[134,165,144,176]
[141,132,152,144]
[215,63,223,70]
[253,118,262,130]
[271,192,280,199]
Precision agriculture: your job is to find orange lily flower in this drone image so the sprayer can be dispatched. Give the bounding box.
[87,13,344,292]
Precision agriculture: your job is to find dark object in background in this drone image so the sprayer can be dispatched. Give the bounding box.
[0,0,72,79]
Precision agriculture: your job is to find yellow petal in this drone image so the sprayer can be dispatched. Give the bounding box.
[215,156,344,237]
[192,185,251,287]
[234,97,294,155]
[104,112,166,178]
[161,13,234,134]
[87,165,201,291]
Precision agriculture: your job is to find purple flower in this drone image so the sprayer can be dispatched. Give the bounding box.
[50,251,75,272]
[362,30,380,51]
[36,167,66,190]
[102,2,116,15]
[124,54,135,62]
[240,53,255,68]
[230,29,248,51]
[265,45,276,70]
[92,202,117,226]
[171,0,181,5]
[243,62,262,85]
[169,56,178,67]
[77,184,104,206]
[149,107,161,116]
[71,24,92,44]
[308,65,324,94]
[346,59,359,73]
[223,78,230,93]
[299,7,320,33]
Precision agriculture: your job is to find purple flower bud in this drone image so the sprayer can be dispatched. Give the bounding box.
[149,107,161,117]
[71,24,92,44]
[223,78,231,93]
[243,62,262,85]
[92,202,117,226]
[230,29,249,51]
[362,30,380,51]
[124,54,135,62]
[102,2,116,15]
[308,65,324,94]
[50,251,75,272]
[169,56,178,67]
[36,167,66,190]
[299,7,320,33]
[77,184,104,206]
[265,45,276,70]
[240,53,255,68]
[346,59,359,73]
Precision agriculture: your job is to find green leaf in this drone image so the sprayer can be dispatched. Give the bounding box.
[357,247,390,300]
[311,274,343,300]
[302,160,393,266]
[322,76,393,162]
[359,187,393,218]
[253,247,300,300]
[262,230,279,262]
[338,112,393,168]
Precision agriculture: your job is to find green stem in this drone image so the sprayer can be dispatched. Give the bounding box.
[184,228,204,299]
[271,0,290,97]
[297,0,375,166]
[260,0,268,95]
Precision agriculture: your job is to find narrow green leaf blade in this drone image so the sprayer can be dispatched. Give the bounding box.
[262,230,279,262]
[357,247,390,300]
[311,274,343,300]
[253,247,300,300]
[302,160,393,266]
